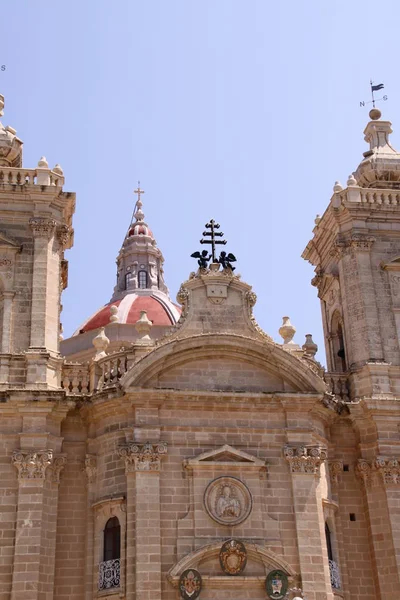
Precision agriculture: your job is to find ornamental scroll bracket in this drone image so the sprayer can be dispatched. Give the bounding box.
[118,441,167,473]
[284,445,327,475]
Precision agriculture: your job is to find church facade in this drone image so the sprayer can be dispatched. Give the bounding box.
[0,93,399,600]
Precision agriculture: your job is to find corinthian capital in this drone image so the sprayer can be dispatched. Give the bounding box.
[84,454,97,484]
[374,457,400,485]
[12,449,53,480]
[284,445,327,475]
[29,218,56,239]
[118,441,167,473]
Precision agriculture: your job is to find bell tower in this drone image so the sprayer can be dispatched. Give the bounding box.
[0,94,75,387]
[303,107,400,399]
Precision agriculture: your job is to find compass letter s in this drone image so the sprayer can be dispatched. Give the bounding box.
[1,66,5,71]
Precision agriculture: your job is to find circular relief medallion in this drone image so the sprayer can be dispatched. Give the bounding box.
[179,569,202,600]
[266,570,288,600]
[204,476,252,526]
[219,539,247,575]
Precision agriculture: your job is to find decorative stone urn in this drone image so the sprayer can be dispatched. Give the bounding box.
[302,334,318,357]
[92,327,110,359]
[279,316,296,345]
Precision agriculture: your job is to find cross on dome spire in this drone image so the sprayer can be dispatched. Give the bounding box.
[133,181,145,223]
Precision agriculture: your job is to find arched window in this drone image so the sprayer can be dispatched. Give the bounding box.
[103,517,121,562]
[330,311,347,372]
[325,522,333,561]
[138,270,147,289]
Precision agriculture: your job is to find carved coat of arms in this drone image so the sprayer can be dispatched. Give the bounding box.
[219,539,247,575]
[179,569,202,600]
[266,570,288,600]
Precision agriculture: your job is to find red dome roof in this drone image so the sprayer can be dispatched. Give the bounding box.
[75,293,180,335]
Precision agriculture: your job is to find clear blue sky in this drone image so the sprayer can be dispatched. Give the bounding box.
[1,0,399,362]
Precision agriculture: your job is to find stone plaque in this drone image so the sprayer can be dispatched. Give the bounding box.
[266,570,288,600]
[219,539,247,575]
[179,569,202,600]
[204,476,252,526]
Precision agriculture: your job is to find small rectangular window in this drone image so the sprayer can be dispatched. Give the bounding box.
[343,464,349,472]
[349,513,356,521]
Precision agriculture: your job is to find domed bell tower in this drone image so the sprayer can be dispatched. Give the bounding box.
[303,107,400,400]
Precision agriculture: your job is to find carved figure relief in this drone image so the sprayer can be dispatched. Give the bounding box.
[179,569,202,600]
[204,476,252,526]
[266,570,288,600]
[219,539,247,575]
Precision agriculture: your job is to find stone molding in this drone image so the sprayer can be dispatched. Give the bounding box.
[329,459,343,486]
[284,445,327,474]
[118,441,167,473]
[84,454,97,484]
[12,449,54,480]
[29,218,56,239]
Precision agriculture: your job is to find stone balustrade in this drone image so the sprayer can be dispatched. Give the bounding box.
[97,351,129,389]
[61,362,90,394]
[0,166,64,187]
[325,372,350,402]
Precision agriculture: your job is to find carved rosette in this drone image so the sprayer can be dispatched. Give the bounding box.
[284,445,327,475]
[84,454,97,484]
[374,457,400,485]
[12,449,54,480]
[29,218,56,239]
[329,460,343,486]
[118,441,167,473]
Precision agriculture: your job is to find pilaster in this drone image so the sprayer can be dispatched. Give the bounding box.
[29,218,58,352]
[356,459,400,599]
[84,455,97,600]
[119,441,167,600]
[1,291,15,353]
[284,445,334,600]
[11,450,66,600]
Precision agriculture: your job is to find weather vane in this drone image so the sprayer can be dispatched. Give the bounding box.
[360,81,387,108]
[191,219,236,270]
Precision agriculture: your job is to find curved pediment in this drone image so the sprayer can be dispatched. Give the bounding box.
[121,334,326,394]
[167,540,297,584]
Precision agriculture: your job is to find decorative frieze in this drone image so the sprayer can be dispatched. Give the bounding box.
[29,218,56,238]
[284,445,327,474]
[12,449,53,480]
[329,460,343,486]
[118,441,167,473]
[84,454,97,484]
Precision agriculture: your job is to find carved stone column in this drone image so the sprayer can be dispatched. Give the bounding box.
[11,450,66,600]
[119,442,167,600]
[284,445,334,600]
[84,455,97,600]
[360,457,400,595]
[29,218,56,350]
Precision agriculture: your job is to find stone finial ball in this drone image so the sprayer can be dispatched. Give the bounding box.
[369,108,381,121]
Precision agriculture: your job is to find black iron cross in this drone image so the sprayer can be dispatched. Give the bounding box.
[200,219,227,263]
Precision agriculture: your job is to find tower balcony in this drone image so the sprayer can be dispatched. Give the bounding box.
[0,165,64,187]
